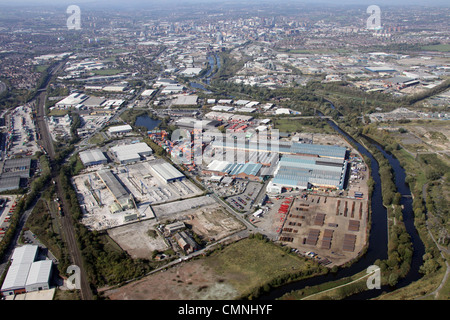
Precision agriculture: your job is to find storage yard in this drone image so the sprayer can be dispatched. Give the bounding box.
[4,105,40,158]
[275,194,369,266]
[73,158,204,231]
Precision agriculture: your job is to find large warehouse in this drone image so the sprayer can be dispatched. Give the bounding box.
[203,160,263,182]
[211,141,347,160]
[110,142,153,164]
[107,124,133,135]
[149,162,185,183]
[79,149,108,166]
[96,169,134,212]
[267,154,348,193]
[1,245,53,297]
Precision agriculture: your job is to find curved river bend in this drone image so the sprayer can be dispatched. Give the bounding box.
[259,117,425,300]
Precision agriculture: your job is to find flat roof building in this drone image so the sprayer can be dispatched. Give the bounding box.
[110,142,153,164]
[173,95,198,106]
[211,141,347,160]
[79,149,108,166]
[3,157,31,178]
[1,245,52,297]
[25,260,53,293]
[108,125,133,135]
[96,170,133,211]
[56,93,88,108]
[267,154,348,193]
[0,176,21,192]
[150,162,185,183]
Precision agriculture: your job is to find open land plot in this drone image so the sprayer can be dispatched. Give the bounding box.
[104,237,319,300]
[382,121,450,155]
[106,196,244,259]
[402,121,450,152]
[114,160,204,204]
[186,205,246,242]
[151,196,217,221]
[107,219,169,260]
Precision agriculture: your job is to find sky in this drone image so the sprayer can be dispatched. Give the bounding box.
[0,0,448,6]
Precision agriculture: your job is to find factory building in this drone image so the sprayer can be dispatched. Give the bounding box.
[25,260,53,293]
[0,176,21,192]
[96,170,134,212]
[79,149,108,167]
[174,231,199,254]
[267,154,348,193]
[149,162,185,183]
[211,141,347,160]
[203,160,263,182]
[55,93,88,108]
[1,245,53,297]
[0,157,32,192]
[107,124,133,136]
[2,157,31,178]
[110,142,153,164]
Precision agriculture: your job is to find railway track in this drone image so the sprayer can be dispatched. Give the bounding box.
[33,64,93,300]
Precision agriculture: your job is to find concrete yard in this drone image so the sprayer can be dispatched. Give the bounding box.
[73,159,204,231]
[107,219,169,260]
[106,196,244,259]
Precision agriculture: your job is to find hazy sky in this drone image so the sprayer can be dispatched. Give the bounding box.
[0,0,448,6]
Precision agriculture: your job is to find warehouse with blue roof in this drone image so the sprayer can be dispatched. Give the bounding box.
[267,152,348,193]
[211,141,347,160]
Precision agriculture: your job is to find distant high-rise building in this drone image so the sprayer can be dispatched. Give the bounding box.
[216,32,223,45]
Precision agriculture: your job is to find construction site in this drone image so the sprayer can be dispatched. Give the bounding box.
[72,158,204,231]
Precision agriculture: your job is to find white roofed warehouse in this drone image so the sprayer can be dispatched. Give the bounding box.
[149,161,185,183]
[110,142,153,164]
[25,260,53,293]
[79,149,108,166]
[107,124,133,135]
[1,245,53,297]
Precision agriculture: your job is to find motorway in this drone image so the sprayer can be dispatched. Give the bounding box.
[34,62,93,300]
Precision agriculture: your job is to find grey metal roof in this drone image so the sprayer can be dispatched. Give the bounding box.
[150,162,185,181]
[25,260,52,286]
[79,149,107,165]
[97,170,130,203]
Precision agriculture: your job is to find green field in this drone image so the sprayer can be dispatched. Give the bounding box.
[92,69,123,76]
[204,236,325,298]
[421,44,450,52]
[272,117,334,134]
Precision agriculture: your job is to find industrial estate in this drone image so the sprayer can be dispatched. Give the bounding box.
[0,0,448,304]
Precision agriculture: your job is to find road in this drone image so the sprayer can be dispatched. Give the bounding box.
[33,62,94,300]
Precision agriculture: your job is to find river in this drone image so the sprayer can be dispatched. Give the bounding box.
[259,112,425,300]
[189,53,221,91]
